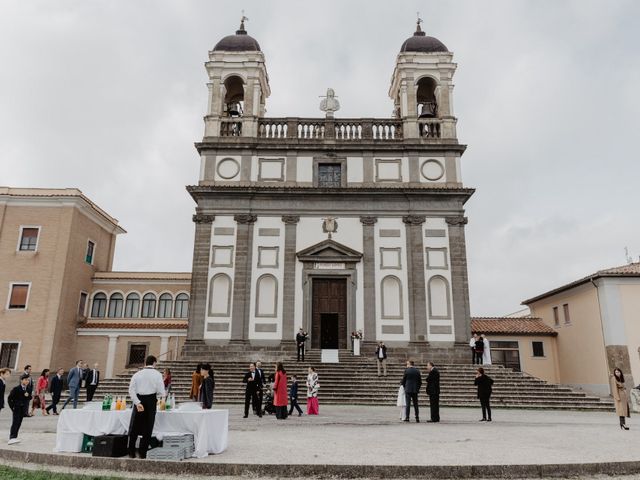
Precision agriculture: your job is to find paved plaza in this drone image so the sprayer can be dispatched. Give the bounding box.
[0,405,638,478]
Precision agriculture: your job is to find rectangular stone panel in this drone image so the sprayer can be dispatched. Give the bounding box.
[381,325,404,334]
[379,229,401,237]
[425,229,447,238]
[214,227,235,236]
[206,322,230,332]
[255,323,278,333]
[429,325,452,335]
[258,228,281,237]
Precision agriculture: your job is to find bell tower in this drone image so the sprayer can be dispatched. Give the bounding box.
[389,18,457,139]
[203,17,271,138]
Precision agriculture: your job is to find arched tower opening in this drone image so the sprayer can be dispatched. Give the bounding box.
[416,77,438,118]
[224,75,245,117]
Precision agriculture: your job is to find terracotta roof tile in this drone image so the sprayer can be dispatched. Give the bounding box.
[471,317,557,336]
[78,322,187,330]
[522,262,640,305]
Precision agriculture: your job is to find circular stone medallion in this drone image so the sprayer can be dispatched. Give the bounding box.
[421,160,445,181]
[217,158,240,180]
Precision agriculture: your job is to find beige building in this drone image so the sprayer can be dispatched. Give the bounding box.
[0,187,189,378]
[523,263,640,395]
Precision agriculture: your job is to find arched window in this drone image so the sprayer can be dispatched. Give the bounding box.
[124,293,140,318]
[255,274,278,317]
[107,293,123,318]
[381,276,403,319]
[174,293,189,319]
[428,276,451,319]
[141,293,157,318]
[157,293,173,318]
[209,274,232,317]
[416,76,438,118]
[90,293,107,318]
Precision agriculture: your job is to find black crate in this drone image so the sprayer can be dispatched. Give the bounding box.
[91,434,128,458]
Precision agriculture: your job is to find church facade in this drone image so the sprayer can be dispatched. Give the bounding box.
[183,20,474,356]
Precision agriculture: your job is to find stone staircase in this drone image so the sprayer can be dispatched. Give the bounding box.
[68,350,614,411]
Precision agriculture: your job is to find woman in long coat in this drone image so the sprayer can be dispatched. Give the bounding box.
[306,366,319,415]
[272,362,288,419]
[199,364,215,409]
[610,368,630,430]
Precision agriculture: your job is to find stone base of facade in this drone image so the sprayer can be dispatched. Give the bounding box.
[181,339,470,364]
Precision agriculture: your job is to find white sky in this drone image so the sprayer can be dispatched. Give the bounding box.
[1,1,639,315]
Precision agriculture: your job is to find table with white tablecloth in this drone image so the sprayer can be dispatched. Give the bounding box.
[55,408,228,458]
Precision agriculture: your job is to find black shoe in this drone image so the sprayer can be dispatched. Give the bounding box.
[403,419,410,422]
[479,418,486,422]
[299,413,302,416]
[487,419,492,422]
[128,451,136,459]
[416,418,420,423]
[258,414,262,418]
[621,424,629,430]
[243,415,248,418]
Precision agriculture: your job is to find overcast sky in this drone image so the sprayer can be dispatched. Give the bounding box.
[1,1,639,316]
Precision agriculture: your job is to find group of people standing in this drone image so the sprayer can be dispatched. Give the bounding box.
[242,362,319,419]
[398,361,495,423]
[188,363,215,409]
[470,333,492,365]
[0,361,100,445]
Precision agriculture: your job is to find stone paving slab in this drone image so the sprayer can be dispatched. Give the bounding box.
[0,405,637,478]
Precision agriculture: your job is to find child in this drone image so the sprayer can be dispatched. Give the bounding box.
[397,382,406,421]
[288,375,303,416]
[8,374,32,445]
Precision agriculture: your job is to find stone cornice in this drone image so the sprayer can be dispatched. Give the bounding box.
[234,214,258,224]
[359,216,378,226]
[192,214,216,224]
[402,215,426,225]
[445,216,468,226]
[281,215,300,225]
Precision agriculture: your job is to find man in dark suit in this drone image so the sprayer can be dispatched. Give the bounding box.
[296,328,308,362]
[86,363,100,402]
[0,368,11,413]
[46,368,64,415]
[425,361,440,423]
[401,360,422,423]
[242,363,262,418]
[8,374,32,444]
[254,361,265,415]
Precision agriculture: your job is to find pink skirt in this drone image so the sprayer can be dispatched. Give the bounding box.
[307,397,319,415]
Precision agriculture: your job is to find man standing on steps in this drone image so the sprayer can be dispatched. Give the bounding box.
[86,363,100,402]
[375,342,387,377]
[242,363,262,418]
[425,362,440,423]
[296,327,308,362]
[401,360,422,423]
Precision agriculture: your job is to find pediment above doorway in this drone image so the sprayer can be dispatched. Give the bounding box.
[296,239,363,264]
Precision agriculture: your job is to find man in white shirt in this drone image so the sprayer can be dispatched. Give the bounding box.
[127,355,165,459]
[86,363,100,402]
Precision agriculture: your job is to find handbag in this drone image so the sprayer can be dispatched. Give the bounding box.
[32,396,41,408]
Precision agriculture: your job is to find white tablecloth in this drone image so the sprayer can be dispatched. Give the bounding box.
[55,408,228,458]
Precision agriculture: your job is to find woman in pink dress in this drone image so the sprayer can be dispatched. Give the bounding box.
[306,366,319,415]
[34,369,50,416]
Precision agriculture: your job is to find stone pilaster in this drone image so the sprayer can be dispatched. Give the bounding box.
[446,215,471,343]
[282,215,300,341]
[231,214,257,341]
[403,215,427,342]
[186,213,215,342]
[360,216,377,342]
